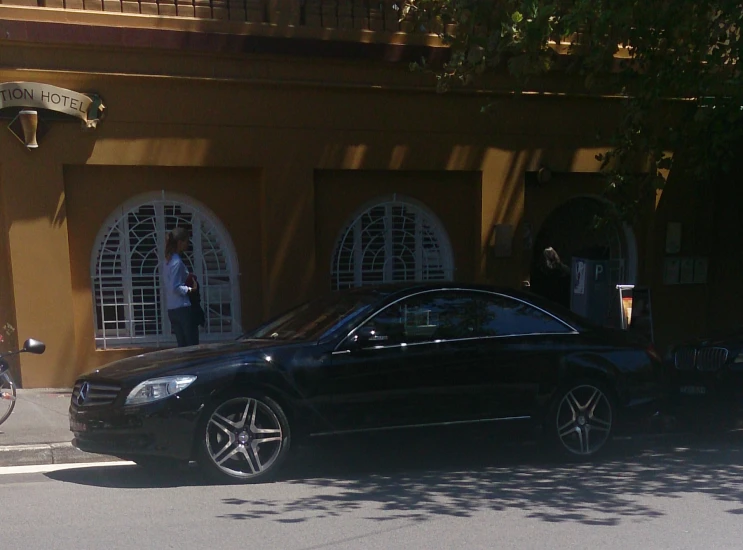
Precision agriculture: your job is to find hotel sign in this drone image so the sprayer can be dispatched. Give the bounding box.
[0,82,104,128]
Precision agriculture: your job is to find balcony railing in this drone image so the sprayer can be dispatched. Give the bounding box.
[4,0,426,33]
[299,1,413,32]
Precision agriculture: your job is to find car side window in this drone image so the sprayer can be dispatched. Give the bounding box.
[363,291,477,345]
[473,294,572,337]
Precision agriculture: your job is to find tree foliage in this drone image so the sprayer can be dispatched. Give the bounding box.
[404,0,743,218]
[0,323,15,352]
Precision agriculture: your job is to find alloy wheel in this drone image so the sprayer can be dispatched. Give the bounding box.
[555,384,613,456]
[204,397,284,479]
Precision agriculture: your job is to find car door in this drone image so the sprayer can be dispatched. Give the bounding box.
[304,290,487,434]
[468,291,577,419]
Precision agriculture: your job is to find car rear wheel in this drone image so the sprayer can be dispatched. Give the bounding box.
[197,393,290,483]
[547,381,615,459]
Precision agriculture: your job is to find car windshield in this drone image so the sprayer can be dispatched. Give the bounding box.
[242,289,388,342]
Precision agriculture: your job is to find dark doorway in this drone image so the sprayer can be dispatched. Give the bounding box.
[530,197,629,309]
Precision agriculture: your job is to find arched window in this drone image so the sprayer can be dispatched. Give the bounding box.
[331,195,454,290]
[91,192,241,349]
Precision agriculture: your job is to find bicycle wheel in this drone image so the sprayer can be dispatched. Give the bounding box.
[0,371,16,426]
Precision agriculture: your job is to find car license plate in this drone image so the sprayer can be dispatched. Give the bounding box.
[70,419,87,432]
[679,385,707,395]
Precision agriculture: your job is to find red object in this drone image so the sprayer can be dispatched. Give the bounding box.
[645,344,662,363]
[185,273,196,287]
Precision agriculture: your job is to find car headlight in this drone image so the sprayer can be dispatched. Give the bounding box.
[125,375,197,405]
[734,352,743,364]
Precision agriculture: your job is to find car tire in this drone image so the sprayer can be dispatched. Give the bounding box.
[197,392,291,484]
[546,380,616,460]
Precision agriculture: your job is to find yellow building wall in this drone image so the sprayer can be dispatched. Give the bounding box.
[0,174,19,357]
[0,33,628,387]
[0,151,74,387]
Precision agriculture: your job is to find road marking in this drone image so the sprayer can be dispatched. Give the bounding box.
[0,461,134,476]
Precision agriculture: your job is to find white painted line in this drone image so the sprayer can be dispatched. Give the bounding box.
[0,461,135,476]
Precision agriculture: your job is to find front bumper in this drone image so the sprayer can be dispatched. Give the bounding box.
[69,394,206,461]
[661,363,743,426]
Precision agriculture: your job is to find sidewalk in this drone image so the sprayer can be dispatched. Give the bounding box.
[0,389,119,466]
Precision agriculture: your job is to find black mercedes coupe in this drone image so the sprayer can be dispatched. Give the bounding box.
[70,284,664,483]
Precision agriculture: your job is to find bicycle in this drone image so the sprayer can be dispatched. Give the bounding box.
[0,338,46,426]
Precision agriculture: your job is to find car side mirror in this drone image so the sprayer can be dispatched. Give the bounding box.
[22,338,46,355]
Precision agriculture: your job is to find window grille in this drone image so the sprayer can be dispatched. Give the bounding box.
[91,193,241,349]
[331,196,454,290]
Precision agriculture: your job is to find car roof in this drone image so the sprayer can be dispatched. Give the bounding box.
[354,282,537,300]
[335,283,590,331]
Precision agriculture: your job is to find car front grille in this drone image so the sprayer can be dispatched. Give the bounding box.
[674,347,697,371]
[696,347,729,372]
[674,346,729,372]
[71,381,121,407]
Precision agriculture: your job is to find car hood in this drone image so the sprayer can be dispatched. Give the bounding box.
[84,339,296,382]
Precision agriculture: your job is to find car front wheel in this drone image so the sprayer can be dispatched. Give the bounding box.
[547,381,615,459]
[197,393,290,483]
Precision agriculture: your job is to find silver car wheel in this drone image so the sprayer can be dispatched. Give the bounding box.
[555,384,613,456]
[205,397,284,479]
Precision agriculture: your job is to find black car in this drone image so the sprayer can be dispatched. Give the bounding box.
[70,284,663,483]
[666,328,743,425]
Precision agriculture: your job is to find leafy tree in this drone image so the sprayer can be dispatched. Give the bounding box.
[0,323,16,353]
[403,0,743,219]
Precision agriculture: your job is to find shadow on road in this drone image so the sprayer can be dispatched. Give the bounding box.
[44,462,208,489]
[220,431,743,526]
[45,431,743,527]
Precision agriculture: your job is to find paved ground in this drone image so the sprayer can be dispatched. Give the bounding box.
[1,432,742,549]
[0,389,115,465]
[1,390,742,548]
[0,388,71,445]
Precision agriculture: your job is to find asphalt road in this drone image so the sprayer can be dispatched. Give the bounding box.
[2,432,743,550]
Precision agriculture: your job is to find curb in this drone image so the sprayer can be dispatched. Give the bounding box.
[0,442,121,467]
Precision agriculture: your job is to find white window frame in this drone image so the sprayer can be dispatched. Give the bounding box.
[331,194,454,290]
[90,191,242,349]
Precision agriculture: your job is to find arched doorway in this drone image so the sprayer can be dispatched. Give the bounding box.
[529,196,637,308]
